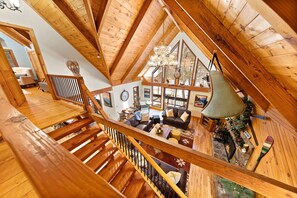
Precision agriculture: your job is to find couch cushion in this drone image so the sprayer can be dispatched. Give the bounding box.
[174,118,185,124]
[166,109,174,117]
[180,111,189,122]
[166,117,175,122]
[129,119,139,127]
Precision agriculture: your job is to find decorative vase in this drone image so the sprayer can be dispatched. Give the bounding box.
[66,60,80,76]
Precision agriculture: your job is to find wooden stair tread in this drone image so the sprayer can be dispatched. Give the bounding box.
[85,143,117,172]
[73,133,109,161]
[98,152,127,182]
[111,161,136,192]
[124,172,145,198]
[138,183,156,198]
[61,128,101,151]
[48,117,93,140]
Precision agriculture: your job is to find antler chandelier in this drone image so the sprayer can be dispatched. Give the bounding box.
[0,0,21,12]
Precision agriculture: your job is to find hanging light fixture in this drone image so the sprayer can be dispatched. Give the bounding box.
[0,0,21,12]
[201,51,245,119]
[147,7,178,68]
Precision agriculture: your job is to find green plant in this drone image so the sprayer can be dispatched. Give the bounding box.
[219,178,254,198]
[227,97,254,147]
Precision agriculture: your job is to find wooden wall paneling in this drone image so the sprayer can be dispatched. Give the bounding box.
[216,0,232,22]
[0,43,26,107]
[25,0,109,79]
[246,0,297,46]
[207,0,220,15]
[166,0,297,129]
[228,3,259,36]
[222,0,246,29]
[98,0,145,67]
[109,0,153,77]
[163,0,270,112]
[83,0,111,81]
[259,54,297,67]
[95,0,108,31]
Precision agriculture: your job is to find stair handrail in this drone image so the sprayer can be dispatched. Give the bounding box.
[0,97,123,198]
[92,114,297,198]
[104,126,186,198]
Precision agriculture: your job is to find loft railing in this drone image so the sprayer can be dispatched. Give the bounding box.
[47,74,85,106]
[92,114,297,198]
[105,126,186,198]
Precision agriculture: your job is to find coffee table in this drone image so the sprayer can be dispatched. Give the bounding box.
[150,125,171,139]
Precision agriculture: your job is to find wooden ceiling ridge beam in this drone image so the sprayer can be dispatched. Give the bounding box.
[95,0,108,32]
[165,0,297,129]
[109,0,154,77]
[0,26,31,48]
[83,0,110,80]
[131,20,178,82]
[51,0,98,51]
[121,13,168,83]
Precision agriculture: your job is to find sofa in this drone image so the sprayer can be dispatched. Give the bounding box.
[12,67,35,87]
[162,107,191,130]
[124,114,154,132]
[151,156,187,196]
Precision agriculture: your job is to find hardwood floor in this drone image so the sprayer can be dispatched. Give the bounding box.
[17,87,86,129]
[0,140,39,198]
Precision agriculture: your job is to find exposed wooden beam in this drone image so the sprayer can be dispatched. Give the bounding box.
[121,13,168,83]
[142,81,210,92]
[52,0,98,51]
[83,0,110,80]
[14,28,31,41]
[95,0,108,32]
[165,0,297,129]
[0,26,31,48]
[131,20,178,82]
[90,86,112,95]
[109,0,153,77]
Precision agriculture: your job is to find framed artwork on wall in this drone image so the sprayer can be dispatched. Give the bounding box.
[194,95,207,108]
[144,88,150,98]
[103,92,112,107]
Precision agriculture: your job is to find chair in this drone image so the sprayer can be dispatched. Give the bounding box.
[12,67,35,87]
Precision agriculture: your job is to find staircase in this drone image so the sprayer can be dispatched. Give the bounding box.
[47,115,156,198]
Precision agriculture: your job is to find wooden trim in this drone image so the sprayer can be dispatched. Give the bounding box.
[4,49,18,67]
[162,0,270,112]
[47,74,82,79]
[95,0,108,31]
[93,115,297,197]
[109,0,153,77]
[0,26,31,48]
[142,81,210,92]
[0,100,123,198]
[91,86,112,95]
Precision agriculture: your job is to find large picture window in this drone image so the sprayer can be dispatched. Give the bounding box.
[152,86,162,108]
[164,42,179,85]
[152,66,163,83]
[179,41,196,86]
[164,88,189,109]
[194,60,209,88]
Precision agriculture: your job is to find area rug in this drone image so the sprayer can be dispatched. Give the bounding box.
[141,125,194,173]
[22,89,32,95]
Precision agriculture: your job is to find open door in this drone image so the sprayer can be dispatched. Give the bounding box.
[27,50,45,81]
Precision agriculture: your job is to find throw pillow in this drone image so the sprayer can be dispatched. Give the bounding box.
[134,111,142,121]
[166,171,181,184]
[142,113,149,122]
[180,111,189,122]
[166,109,174,117]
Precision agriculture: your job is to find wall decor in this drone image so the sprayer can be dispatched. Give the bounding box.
[103,92,112,107]
[194,94,207,108]
[144,88,150,98]
[120,90,129,101]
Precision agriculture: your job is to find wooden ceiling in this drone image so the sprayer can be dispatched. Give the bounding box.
[23,0,296,128]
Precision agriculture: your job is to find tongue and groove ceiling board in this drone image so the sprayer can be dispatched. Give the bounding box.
[25,0,110,79]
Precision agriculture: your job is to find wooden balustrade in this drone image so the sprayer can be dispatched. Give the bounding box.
[47,74,85,106]
[0,98,123,197]
[104,126,187,198]
[92,114,297,198]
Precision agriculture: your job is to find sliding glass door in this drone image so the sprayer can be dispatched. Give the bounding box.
[164,88,189,109]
